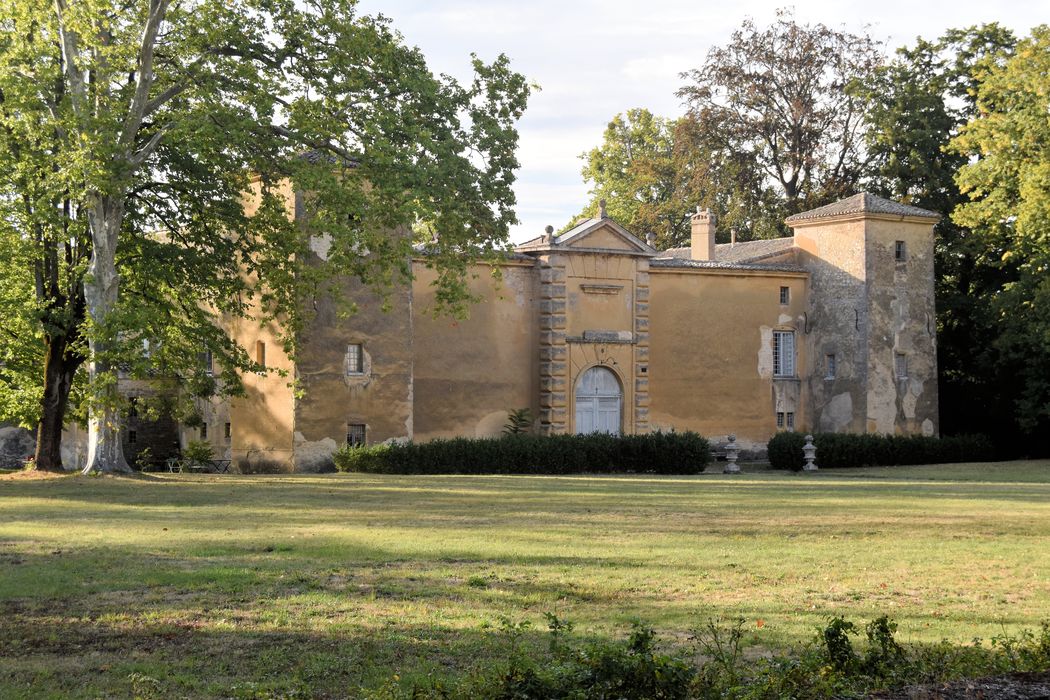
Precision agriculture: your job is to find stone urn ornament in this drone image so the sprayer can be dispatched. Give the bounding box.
[723,434,741,474]
[802,434,818,471]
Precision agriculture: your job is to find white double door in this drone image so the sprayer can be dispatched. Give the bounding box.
[574,366,622,435]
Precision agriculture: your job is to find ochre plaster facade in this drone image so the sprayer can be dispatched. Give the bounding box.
[198,192,941,472]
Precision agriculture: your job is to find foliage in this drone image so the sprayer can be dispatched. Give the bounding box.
[950,25,1050,437]
[333,431,710,475]
[0,0,531,472]
[765,431,807,472]
[182,440,214,465]
[574,109,697,248]
[502,408,533,435]
[677,9,882,221]
[367,614,1050,699]
[766,431,995,470]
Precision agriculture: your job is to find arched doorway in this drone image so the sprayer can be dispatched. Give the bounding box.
[574,366,622,435]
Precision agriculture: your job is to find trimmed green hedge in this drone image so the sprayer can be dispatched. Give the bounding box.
[767,431,995,471]
[333,431,710,475]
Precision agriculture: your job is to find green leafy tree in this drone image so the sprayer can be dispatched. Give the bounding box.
[0,0,530,472]
[677,10,882,220]
[950,25,1050,438]
[575,109,782,249]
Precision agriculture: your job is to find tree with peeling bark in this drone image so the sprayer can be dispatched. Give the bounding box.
[0,0,530,473]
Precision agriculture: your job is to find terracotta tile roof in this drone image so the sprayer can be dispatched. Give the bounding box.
[785,192,939,223]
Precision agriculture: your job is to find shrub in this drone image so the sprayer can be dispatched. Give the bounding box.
[183,440,214,465]
[333,431,710,475]
[767,432,994,470]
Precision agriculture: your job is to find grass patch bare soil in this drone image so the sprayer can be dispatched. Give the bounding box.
[1,461,1049,697]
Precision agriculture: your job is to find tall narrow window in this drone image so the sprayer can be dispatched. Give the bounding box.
[255,341,266,367]
[786,412,795,430]
[895,353,908,379]
[779,286,790,305]
[895,240,907,261]
[128,397,139,419]
[346,343,363,375]
[224,422,232,440]
[128,430,137,445]
[346,423,366,447]
[200,423,208,440]
[776,412,785,429]
[773,330,796,377]
[825,354,837,380]
[201,349,214,376]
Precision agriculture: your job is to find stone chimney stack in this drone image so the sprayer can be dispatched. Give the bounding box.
[690,207,716,261]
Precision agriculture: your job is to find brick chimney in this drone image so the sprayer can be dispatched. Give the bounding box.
[691,208,716,261]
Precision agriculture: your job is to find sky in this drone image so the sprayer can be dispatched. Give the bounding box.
[356,1,1046,243]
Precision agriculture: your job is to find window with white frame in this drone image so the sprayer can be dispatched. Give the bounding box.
[786,412,795,430]
[346,423,366,447]
[895,352,908,379]
[825,353,837,380]
[346,343,364,375]
[202,349,214,376]
[773,330,796,377]
[776,412,785,428]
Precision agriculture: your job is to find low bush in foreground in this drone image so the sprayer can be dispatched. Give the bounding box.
[365,614,1050,699]
[767,431,995,470]
[334,431,710,474]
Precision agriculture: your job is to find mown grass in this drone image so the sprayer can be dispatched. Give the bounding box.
[1,461,1049,697]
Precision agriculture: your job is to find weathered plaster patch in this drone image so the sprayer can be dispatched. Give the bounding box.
[475,411,507,438]
[292,432,338,473]
[778,314,792,325]
[819,392,853,432]
[921,418,935,437]
[310,234,333,261]
[757,326,773,379]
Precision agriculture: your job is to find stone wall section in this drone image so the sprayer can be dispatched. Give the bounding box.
[538,254,568,434]
[633,260,651,433]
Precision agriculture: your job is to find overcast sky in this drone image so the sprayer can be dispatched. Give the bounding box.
[356,1,1045,242]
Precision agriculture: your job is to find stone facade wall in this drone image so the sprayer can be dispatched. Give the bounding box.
[412,262,539,440]
[647,268,809,451]
[0,422,34,469]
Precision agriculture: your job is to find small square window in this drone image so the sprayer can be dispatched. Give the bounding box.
[825,354,837,380]
[347,343,364,375]
[779,286,790,305]
[200,423,208,440]
[895,240,907,261]
[776,412,785,429]
[346,423,366,447]
[895,353,908,379]
[786,412,795,430]
[224,422,232,440]
[128,430,137,445]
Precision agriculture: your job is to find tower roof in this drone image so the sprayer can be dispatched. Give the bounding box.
[785,193,940,224]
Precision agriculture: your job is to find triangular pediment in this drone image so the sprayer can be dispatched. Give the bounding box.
[556,218,655,256]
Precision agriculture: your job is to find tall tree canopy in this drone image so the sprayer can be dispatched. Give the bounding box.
[0,0,530,472]
[677,10,882,218]
[950,25,1050,439]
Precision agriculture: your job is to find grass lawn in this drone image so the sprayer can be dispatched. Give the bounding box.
[1,461,1049,697]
